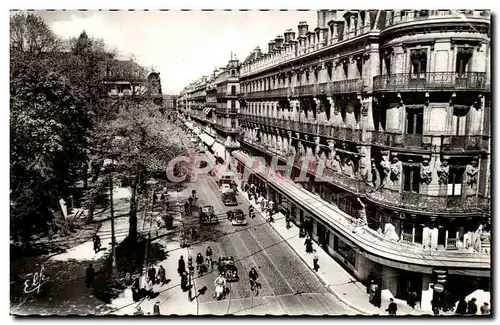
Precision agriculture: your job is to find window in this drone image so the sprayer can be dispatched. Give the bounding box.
[406,108,423,134]
[231,100,236,110]
[448,166,464,196]
[334,236,357,266]
[410,49,427,78]
[455,49,472,76]
[403,165,420,193]
[384,55,391,75]
[231,70,235,76]
[231,85,236,95]
[452,107,467,135]
[231,118,236,129]
[327,65,333,79]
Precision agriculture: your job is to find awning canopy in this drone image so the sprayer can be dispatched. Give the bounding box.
[212,140,227,160]
[202,107,214,115]
[199,132,215,147]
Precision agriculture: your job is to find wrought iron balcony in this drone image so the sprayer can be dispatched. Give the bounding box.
[366,187,491,214]
[368,130,489,152]
[384,10,490,29]
[330,78,364,94]
[373,72,488,92]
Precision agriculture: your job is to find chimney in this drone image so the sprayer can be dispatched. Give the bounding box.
[317,10,328,28]
[284,29,293,43]
[298,21,309,38]
[326,10,338,23]
[268,40,276,53]
[275,35,284,48]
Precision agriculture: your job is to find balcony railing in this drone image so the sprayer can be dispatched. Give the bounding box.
[330,78,364,93]
[373,72,487,92]
[217,91,238,97]
[384,10,490,28]
[239,115,490,152]
[446,237,458,249]
[366,187,491,214]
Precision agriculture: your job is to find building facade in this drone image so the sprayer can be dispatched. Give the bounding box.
[180,10,491,312]
[178,59,242,162]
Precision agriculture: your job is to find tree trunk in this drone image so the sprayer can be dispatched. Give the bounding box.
[83,161,89,190]
[86,202,95,223]
[128,180,138,242]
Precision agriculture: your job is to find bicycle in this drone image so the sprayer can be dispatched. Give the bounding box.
[250,279,260,296]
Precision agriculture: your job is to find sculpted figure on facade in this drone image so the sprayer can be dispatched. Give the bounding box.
[390,155,402,182]
[371,158,379,188]
[466,159,479,189]
[379,155,391,188]
[437,158,450,185]
[420,158,433,185]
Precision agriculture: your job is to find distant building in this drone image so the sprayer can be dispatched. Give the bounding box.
[163,95,178,110]
[99,59,162,102]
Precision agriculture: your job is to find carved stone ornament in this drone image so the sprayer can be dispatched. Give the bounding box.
[420,159,433,185]
[466,160,479,187]
[437,159,450,185]
[390,156,402,182]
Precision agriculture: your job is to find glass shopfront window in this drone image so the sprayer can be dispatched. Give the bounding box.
[334,236,357,267]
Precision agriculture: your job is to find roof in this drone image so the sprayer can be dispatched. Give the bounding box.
[243,47,263,64]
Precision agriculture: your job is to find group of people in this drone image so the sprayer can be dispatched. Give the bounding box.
[131,265,168,302]
[133,301,161,316]
[243,182,278,222]
[455,297,490,315]
[177,247,215,292]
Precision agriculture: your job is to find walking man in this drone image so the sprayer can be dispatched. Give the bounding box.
[178,255,186,276]
[157,265,167,285]
[153,301,161,315]
[313,252,320,272]
[386,298,398,315]
[92,235,101,254]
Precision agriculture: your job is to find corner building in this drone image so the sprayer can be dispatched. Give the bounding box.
[185,10,491,312]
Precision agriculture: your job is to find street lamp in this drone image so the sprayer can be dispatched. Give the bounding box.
[144,178,158,270]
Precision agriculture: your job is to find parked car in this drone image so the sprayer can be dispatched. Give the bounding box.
[220,183,233,194]
[222,192,238,206]
[227,209,247,226]
[218,256,239,282]
[199,205,218,224]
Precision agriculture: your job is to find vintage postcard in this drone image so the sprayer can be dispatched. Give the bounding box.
[9,8,491,316]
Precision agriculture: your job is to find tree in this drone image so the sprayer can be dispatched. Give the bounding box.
[10,54,91,242]
[10,12,61,57]
[95,102,185,241]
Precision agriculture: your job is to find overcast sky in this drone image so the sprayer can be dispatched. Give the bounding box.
[34,10,317,95]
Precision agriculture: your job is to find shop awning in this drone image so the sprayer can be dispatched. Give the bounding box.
[212,140,227,160]
[203,107,214,115]
[199,132,215,147]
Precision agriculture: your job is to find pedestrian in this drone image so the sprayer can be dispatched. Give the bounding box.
[304,236,314,254]
[467,297,478,315]
[178,255,186,276]
[157,265,167,285]
[139,272,148,298]
[206,255,213,270]
[92,234,101,254]
[285,215,291,229]
[85,264,95,288]
[196,252,204,273]
[432,299,440,315]
[148,266,156,285]
[373,284,382,308]
[156,215,163,229]
[407,291,417,309]
[153,301,161,315]
[133,306,144,316]
[206,246,213,259]
[386,298,397,315]
[181,272,189,291]
[366,272,376,294]
[132,277,140,302]
[455,297,467,315]
[313,252,320,272]
[145,277,154,300]
[480,302,490,315]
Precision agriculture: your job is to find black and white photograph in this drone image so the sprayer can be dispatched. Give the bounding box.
[8,5,491,317]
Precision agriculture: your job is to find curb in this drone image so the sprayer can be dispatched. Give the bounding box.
[235,184,374,315]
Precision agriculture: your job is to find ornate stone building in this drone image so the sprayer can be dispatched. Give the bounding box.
[179,59,241,162]
[179,10,491,312]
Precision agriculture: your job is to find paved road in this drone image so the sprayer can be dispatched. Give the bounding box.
[182,173,355,315]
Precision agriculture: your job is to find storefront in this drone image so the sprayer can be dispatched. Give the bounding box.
[199,132,215,148]
[212,140,227,162]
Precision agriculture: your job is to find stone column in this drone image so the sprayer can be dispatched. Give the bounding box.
[332,23,338,42]
[350,14,357,36]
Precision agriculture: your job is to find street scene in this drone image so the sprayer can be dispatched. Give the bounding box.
[10,8,491,317]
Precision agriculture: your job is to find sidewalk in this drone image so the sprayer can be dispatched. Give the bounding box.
[234,179,429,316]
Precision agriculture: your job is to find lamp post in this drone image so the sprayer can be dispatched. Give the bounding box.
[144,178,158,270]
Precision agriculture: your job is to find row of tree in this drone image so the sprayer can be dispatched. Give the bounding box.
[10,12,184,244]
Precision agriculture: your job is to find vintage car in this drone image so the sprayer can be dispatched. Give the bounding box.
[220,183,233,194]
[221,192,237,206]
[199,205,218,224]
[217,256,239,282]
[227,209,247,226]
